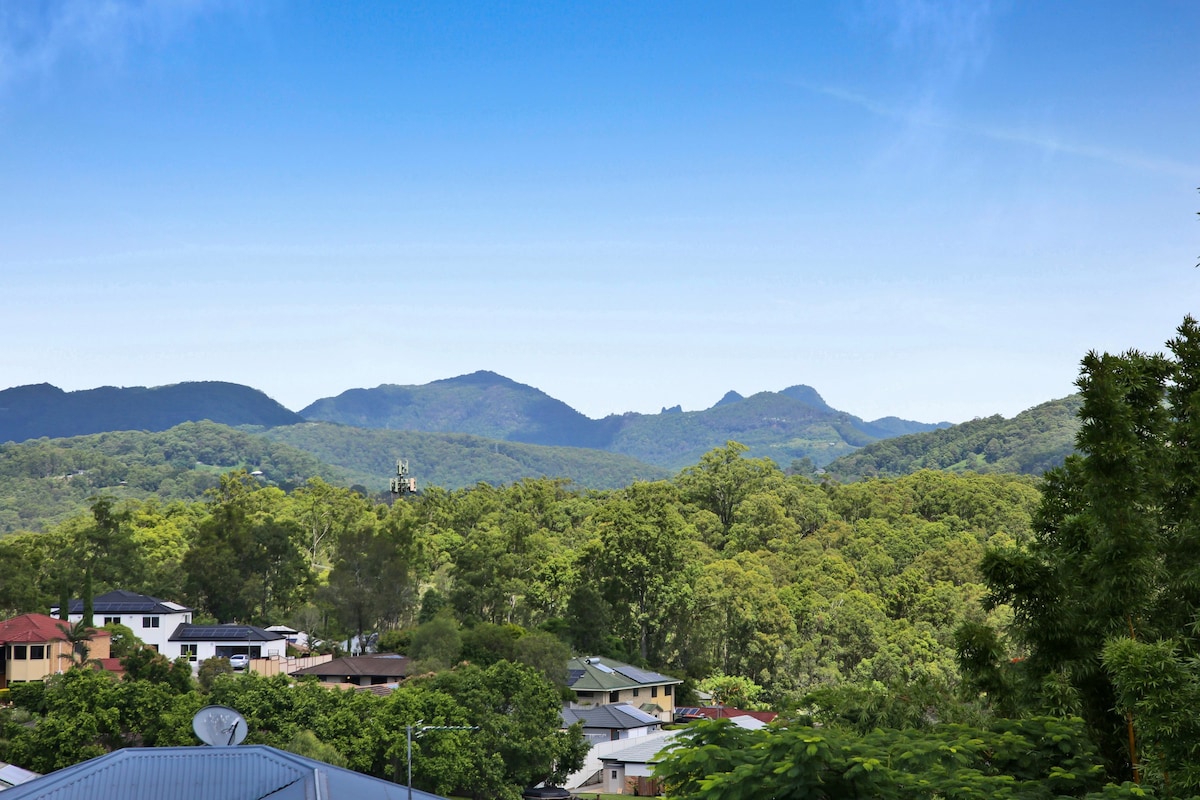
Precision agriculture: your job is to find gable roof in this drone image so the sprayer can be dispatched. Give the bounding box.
[561,703,663,730]
[0,614,110,645]
[598,731,679,767]
[168,623,285,643]
[293,655,411,679]
[565,657,680,692]
[0,745,448,800]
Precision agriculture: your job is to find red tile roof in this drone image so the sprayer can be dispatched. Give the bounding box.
[0,614,111,644]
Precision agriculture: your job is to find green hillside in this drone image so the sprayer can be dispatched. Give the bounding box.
[0,421,359,533]
[260,421,671,491]
[824,395,1082,480]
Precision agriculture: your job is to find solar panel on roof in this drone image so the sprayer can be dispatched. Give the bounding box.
[614,665,670,683]
[567,669,585,685]
[592,661,614,673]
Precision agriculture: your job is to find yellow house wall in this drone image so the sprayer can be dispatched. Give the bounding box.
[3,635,112,686]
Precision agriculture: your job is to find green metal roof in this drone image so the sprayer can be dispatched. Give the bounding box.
[566,657,680,692]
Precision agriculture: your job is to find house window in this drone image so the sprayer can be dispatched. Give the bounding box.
[143,617,160,628]
[664,685,673,696]
[181,644,198,662]
[30,645,44,660]
[103,616,121,626]
[633,688,639,697]
[651,686,658,698]
[11,645,26,660]
[609,691,620,703]
[612,771,618,780]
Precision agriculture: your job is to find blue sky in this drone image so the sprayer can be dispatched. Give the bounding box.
[1,1,1196,423]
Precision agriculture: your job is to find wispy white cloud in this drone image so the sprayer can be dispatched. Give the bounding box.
[806,82,1199,178]
[0,0,222,89]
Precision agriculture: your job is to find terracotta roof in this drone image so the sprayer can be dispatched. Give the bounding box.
[293,655,411,679]
[0,614,111,644]
[677,706,778,724]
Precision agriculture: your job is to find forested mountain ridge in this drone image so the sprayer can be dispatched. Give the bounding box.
[0,381,302,443]
[0,421,668,533]
[824,394,1082,480]
[301,371,950,470]
[261,421,669,492]
[0,421,363,533]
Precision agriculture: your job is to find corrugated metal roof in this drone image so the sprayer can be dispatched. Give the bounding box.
[0,746,448,800]
[597,731,679,766]
[561,703,662,730]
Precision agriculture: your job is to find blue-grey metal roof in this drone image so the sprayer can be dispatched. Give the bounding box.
[169,624,285,643]
[56,590,193,616]
[598,731,679,766]
[0,746,449,800]
[561,703,663,730]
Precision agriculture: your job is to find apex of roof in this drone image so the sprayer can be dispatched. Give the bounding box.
[294,654,411,678]
[565,656,680,692]
[0,614,111,644]
[56,590,193,616]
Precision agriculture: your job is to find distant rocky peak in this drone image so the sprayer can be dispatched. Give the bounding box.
[712,390,745,408]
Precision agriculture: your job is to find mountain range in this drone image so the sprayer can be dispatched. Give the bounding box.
[0,371,948,472]
[0,373,1084,529]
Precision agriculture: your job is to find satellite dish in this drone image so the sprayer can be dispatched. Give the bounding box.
[192,705,248,746]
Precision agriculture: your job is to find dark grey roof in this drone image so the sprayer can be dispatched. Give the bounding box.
[57,590,193,616]
[293,655,410,679]
[0,745,448,800]
[169,623,285,643]
[561,703,663,730]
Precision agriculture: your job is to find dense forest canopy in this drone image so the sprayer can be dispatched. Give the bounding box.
[9,319,1200,797]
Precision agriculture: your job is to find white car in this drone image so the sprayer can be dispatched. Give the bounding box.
[228,654,250,670]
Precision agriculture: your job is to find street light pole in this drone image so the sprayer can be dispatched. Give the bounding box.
[406,724,479,800]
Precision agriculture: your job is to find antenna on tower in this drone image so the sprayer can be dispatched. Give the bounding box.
[390,459,417,497]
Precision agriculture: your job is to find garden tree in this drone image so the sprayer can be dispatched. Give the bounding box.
[582,480,702,664]
[677,441,781,539]
[182,471,313,622]
[120,648,194,693]
[408,611,464,671]
[101,622,142,659]
[652,716,1110,800]
[197,656,234,693]
[56,620,98,666]
[422,661,589,800]
[971,317,1200,787]
[695,672,765,709]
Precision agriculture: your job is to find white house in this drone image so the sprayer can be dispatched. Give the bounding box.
[168,622,287,666]
[52,590,193,655]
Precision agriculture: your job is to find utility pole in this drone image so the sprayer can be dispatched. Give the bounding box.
[406,723,478,800]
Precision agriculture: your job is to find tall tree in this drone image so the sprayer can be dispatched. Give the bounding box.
[972,316,1200,786]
